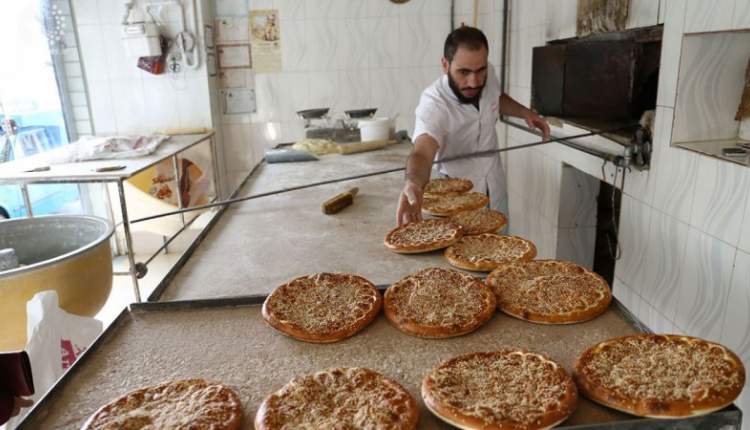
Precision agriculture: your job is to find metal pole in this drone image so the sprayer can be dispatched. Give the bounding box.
[208,135,221,201]
[172,155,186,225]
[20,183,33,217]
[129,127,629,225]
[117,180,142,303]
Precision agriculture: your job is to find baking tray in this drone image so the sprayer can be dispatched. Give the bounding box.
[17,294,742,429]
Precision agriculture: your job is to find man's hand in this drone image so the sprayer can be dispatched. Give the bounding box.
[396,181,423,226]
[524,110,550,140]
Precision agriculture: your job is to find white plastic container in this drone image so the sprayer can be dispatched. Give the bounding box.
[358,117,392,142]
[122,22,161,58]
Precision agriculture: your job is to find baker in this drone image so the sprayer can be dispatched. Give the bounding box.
[396,26,550,225]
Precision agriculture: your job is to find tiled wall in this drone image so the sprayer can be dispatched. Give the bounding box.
[72,0,213,136]
[215,0,505,192]
[506,0,750,423]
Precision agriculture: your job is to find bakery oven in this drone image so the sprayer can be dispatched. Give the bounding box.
[531,25,663,169]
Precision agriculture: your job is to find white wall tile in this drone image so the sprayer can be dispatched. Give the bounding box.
[369,68,401,119]
[721,249,750,425]
[368,17,400,69]
[674,227,736,342]
[215,0,248,17]
[306,19,339,72]
[722,248,750,359]
[739,189,750,254]
[454,0,473,16]
[506,140,529,197]
[544,0,577,41]
[656,0,687,108]
[108,78,147,133]
[614,194,653,293]
[308,71,340,114]
[253,73,280,120]
[690,156,750,247]
[336,19,371,70]
[396,67,435,123]
[76,25,107,81]
[86,81,117,134]
[734,0,750,28]
[538,154,563,224]
[336,70,371,113]
[276,72,310,121]
[650,146,698,224]
[175,77,212,128]
[275,0,307,20]
[280,20,308,72]
[512,0,544,30]
[658,0,666,24]
[141,77,181,133]
[627,0,660,29]
[398,14,451,68]
[613,276,642,317]
[636,300,676,334]
[684,0,736,32]
[639,209,689,321]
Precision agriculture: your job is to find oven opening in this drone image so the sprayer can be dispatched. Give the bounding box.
[531,25,663,148]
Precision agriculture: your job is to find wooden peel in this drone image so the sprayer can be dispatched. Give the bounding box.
[322,187,359,214]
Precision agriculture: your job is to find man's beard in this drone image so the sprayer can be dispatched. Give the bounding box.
[447,72,485,105]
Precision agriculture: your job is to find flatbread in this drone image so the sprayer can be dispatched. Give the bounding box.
[575,334,746,418]
[384,267,496,338]
[262,273,382,343]
[384,219,463,254]
[255,367,418,429]
[82,379,242,430]
[422,350,578,430]
[449,207,508,235]
[422,192,489,216]
[424,178,473,195]
[444,234,537,271]
[486,260,612,324]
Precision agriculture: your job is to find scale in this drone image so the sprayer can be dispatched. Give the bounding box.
[296,107,377,142]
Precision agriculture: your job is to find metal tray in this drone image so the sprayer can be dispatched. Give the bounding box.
[16,294,741,429]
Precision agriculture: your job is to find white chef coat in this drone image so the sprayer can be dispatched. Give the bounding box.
[413,64,508,215]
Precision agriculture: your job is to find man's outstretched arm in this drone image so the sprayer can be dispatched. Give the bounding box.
[396,134,439,226]
[499,93,550,140]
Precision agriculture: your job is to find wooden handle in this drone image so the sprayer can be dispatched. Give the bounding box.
[321,187,359,214]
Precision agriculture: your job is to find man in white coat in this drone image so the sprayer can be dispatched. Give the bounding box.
[396,26,550,225]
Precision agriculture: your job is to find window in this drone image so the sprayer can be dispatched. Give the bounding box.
[0,0,81,217]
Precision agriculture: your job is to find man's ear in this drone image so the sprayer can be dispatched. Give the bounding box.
[441,57,449,74]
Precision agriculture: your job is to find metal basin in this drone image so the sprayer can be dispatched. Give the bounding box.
[0,215,114,351]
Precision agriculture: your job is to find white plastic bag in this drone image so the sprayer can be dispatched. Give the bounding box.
[1,291,102,429]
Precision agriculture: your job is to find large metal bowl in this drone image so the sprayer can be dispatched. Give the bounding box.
[0,215,114,352]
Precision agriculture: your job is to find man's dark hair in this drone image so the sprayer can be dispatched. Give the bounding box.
[443,26,489,63]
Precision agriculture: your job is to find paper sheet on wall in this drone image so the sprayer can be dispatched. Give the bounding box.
[249,9,282,73]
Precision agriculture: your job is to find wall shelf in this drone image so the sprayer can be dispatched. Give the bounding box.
[672,29,750,164]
